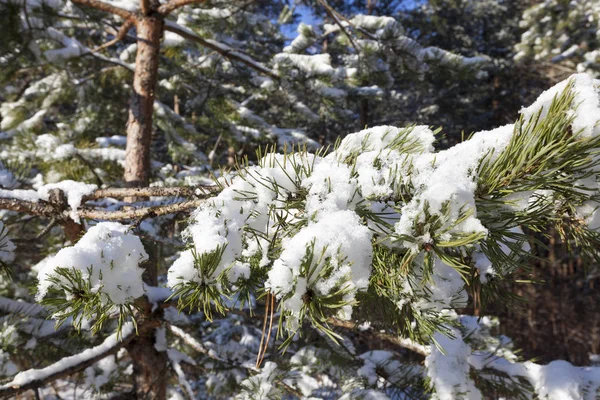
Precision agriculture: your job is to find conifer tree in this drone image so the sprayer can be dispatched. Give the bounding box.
[0,0,599,399]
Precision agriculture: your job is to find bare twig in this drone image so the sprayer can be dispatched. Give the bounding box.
[69,0,133,20]
[317,0,360,53]
[157,0,207,15]
[0,186,219,223]
[78,199,206,221]
[82,186,218,201]
[164,21,279,80]
[92,18,135,53]
[36,218,57,239]
[0,326,137,396]
[0,198,57,218]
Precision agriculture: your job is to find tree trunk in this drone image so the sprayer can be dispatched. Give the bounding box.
[127,303,168,400]
[359,98,369,129]
[124,15,163,188]
[127,241,168,400]
[124,14,168,400]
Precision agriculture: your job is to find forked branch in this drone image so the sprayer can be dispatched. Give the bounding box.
[92,18,135,53]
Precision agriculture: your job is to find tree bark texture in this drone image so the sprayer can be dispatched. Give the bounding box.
[124,13,168,400]
[124,15,163,188]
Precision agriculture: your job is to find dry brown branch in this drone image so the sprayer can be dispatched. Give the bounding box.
[70,0,133,19]
[157,0,207,15]
[92,18,135,53]
[0,198,58,218]
[0,186,219,223]
[82,185,218,201]
[78,199,206,221]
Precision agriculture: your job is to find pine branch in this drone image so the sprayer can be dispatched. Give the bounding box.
[0,296,47,318]
[163,21,280,80]
[0,323,137,396]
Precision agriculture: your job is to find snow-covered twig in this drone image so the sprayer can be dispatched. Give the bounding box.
[0,323,136,396]
[0,185,220,222]
[0,297,47,318]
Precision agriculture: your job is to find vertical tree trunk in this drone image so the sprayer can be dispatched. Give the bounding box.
[124,14,168,400]
[128,242,168,400]
[124,15,163,188]
[359,98,369,129]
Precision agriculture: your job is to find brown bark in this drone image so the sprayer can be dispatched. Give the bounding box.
[127,242,169,400]
[47,189,84,242]
[124,15,163,189]
[123,12,168,400]
[127,330,169,400]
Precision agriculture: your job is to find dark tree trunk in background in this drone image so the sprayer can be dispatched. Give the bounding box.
[359,98,369,129]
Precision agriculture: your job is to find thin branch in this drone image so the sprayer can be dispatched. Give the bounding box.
[92,18,135,53]
[0,186,219,222]
[327,318,431,356]
[157,0,207,15]
[78,199,206,221]
[69,0,133,20]
[317,0,360,53]
[140,0,150,15]
[0,296,47,318]
[163,21,279,80]
[0,198,58,218]
[0,324,136,396]
[36,218,57,239]
[82,185,219,201]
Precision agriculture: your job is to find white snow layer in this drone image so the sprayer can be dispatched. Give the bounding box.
[170,73,600,334]
[2,322,133,389]
[36,223,147,306]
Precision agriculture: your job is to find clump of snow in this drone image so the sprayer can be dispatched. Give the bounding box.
[273,53,335,77]
[38,180,98,223]
[425,328,482,400]
[36,223,147,306]
[520,73,600,138]
[84,355,117,391]
[237,361,281,399]
[96,135,127,148]
[0,350,17,377]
